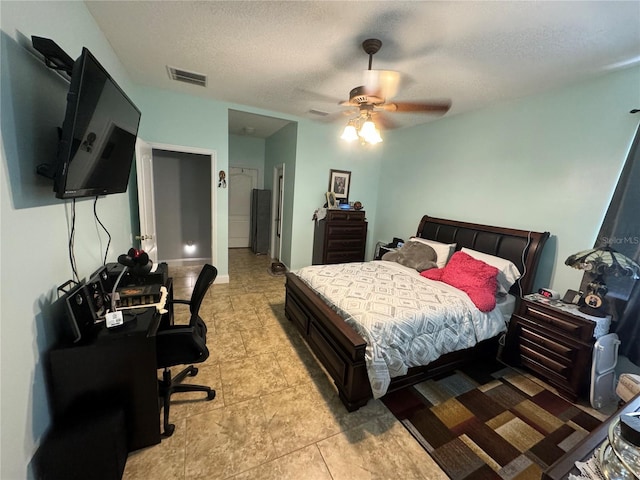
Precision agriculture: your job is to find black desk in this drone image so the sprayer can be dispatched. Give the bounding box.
[47,292,169,452]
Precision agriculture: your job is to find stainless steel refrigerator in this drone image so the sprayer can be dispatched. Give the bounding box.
[250,189,271,254]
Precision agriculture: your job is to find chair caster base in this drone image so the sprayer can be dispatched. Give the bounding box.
[162,423,175,437]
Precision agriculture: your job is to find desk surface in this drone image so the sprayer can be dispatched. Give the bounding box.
[542,394,640,479]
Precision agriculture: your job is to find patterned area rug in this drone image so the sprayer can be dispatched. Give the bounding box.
[381,360,602,480]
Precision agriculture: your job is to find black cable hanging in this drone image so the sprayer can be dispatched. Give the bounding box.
[68,199,79,282]
[94,196,112,266]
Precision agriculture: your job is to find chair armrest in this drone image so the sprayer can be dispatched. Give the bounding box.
[170,299,191,306]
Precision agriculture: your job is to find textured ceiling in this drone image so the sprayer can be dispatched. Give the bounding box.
[85,1,640,137]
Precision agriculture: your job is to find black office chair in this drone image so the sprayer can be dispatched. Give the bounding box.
[156,264,217,437]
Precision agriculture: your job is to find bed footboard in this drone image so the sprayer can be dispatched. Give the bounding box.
[284,272,372,411]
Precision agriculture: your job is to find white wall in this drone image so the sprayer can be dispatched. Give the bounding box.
[1,2,138,478]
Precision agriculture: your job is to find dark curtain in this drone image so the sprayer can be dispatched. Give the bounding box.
[589,124,640,364]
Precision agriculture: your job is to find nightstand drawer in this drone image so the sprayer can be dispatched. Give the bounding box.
[521,304,593,340]
[520,355,571,386]
[520,345,570,378]
[520,327,575,361]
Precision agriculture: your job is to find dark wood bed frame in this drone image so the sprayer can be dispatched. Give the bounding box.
[285,215,550,411]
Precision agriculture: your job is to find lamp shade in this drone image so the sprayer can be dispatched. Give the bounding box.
[565,246,640,279]
[340,123,358,142]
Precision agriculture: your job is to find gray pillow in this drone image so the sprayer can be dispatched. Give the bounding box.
[381,241,438,272]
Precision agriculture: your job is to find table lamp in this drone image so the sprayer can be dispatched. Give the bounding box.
[565,246,640,317]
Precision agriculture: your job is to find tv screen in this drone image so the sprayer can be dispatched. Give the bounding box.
[54,47,141,199]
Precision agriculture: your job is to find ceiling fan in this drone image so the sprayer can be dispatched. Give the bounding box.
[339,38,451,130]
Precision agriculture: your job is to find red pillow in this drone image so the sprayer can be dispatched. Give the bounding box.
[420,251,499,312]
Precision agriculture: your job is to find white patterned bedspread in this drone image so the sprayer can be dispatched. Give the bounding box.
[294,261,507,399]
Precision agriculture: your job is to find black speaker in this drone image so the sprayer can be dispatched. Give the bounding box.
[61,282,97,344]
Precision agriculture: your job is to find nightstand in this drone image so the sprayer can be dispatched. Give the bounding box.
[501,294,611,401]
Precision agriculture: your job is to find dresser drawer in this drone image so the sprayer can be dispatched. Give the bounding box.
[520,326,575,361]
[326,251,364,264]
[325,210,365,222]
[520,303,594,340]
[326,224,366,237]
[327,238,365,251]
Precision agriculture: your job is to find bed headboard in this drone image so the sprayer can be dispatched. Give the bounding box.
[416,215,550,295]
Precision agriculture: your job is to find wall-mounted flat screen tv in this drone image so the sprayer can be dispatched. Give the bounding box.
[54,47,141,199]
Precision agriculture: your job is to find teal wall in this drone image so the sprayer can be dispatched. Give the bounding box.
[375,65,640,294]
[132,86,230,274]
[288,121,384,269]
[1,2,138,478]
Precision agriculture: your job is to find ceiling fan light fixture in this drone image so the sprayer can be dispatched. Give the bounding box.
[340,114,382,145]
[340,122,359,142]
[359,117,380,144]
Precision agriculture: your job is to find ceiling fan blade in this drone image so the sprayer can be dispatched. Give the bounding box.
[382,101,451,114]
[372,112,397,130]
[363,70,401,100]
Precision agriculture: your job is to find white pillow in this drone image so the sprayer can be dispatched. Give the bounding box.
[409,237,456,268]
[460,248,521,294]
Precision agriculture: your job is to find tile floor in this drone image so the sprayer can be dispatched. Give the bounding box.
[123,249,449,480]
[123,249,615,480]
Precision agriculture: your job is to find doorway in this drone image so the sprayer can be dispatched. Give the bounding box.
[228,167,258,248]
[135,140,217,267]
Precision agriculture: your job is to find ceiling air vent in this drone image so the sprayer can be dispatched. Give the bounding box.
[167,66,207,87]
[308,109,329,117]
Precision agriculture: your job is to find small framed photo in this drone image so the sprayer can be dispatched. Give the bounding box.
[326,191,338,209]
[328,169,351,203]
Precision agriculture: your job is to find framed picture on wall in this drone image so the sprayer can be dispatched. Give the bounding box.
[328,169,351,203]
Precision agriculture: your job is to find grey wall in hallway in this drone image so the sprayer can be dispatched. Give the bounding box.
[153,150,212,261]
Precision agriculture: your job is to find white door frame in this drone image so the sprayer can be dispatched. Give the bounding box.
[134,139,159,264]
[270,164,285,261]
[137,140,218,268]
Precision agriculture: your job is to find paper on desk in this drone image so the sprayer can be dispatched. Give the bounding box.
[569,454,606,480]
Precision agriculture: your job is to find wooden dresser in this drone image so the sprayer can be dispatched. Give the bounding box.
[501,295,606,401]
[312,209,367,265]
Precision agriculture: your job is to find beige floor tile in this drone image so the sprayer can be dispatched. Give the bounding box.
[260,381,388,457]
[274,344,328,386]
[317,413,449,480]
[260,383,344,456]
[123,417,187,480]
[161,364,224,425]
[184,398,278,479]
[227,445,332,480]
[214,309,263,333]
[209,330,247,363]
[220,353,289,405]
[240,324,291,356]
